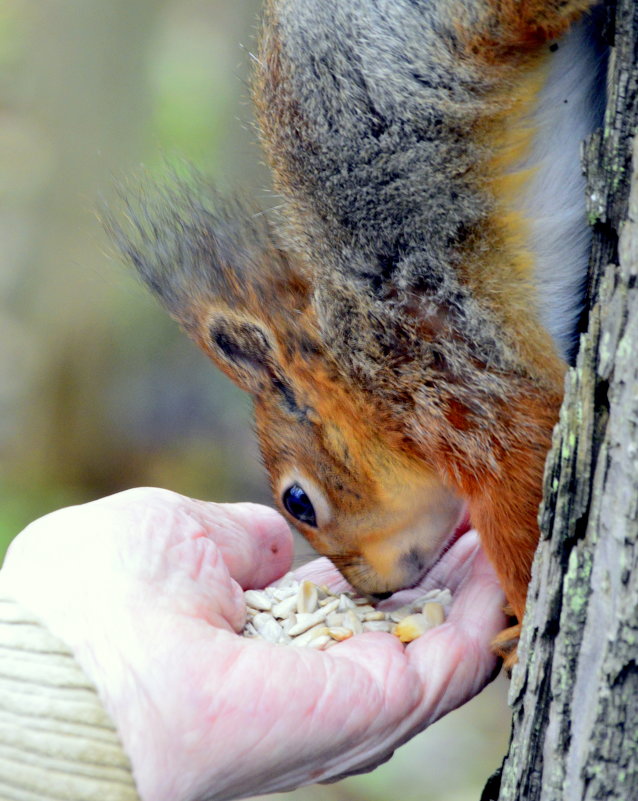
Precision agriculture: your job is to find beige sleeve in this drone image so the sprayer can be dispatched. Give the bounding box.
[0,596,140,801]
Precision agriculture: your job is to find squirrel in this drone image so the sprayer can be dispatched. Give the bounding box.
[114,0,607,666]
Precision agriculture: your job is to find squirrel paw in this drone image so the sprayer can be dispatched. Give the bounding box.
[491,622,521,674]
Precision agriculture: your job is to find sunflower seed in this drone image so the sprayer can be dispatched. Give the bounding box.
[419,589,443,602]
[244,590,272,612]
[437,589,453,609]
[291,624,330,647]
[271,586,297,602]
[363,620,393,633]
[287,599,340,635]
[338,594,355,611]
[287,613,322,637]
[281,614,298,634]
[318,596,336,607]
[344,609,364,635]
[389,606,413,623]
[325,611,344,627]
[421,602,445,627]
[327,626,353,641]
[308,634,332,650]
[297,580,319,614]
[393,613,435,643]
[317,598,340,617]
[241,579,451,647]
[272,594,298,619]
[252,613,284,643]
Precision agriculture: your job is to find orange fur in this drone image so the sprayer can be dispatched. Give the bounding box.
[459,0,596,61]
[453,44,567,389]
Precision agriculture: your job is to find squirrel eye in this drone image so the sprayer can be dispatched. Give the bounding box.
[282,484,317,528]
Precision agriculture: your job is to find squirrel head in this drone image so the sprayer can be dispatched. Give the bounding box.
[112,180,465,596]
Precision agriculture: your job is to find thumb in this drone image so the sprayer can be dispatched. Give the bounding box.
[191,501,294,589]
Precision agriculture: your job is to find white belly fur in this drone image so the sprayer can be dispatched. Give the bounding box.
[517,17,607,363]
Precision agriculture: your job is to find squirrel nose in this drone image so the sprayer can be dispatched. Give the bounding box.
[368,591,394,601]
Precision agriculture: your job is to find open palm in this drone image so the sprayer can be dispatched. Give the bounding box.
[0,488,505,801]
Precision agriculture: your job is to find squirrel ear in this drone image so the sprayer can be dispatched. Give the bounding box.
[107,174,312,395]
[205,312,276,395]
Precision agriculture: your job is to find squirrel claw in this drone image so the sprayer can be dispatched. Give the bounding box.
[491,623,521,674]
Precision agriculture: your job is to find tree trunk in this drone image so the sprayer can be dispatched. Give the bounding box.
[483,1,638,799]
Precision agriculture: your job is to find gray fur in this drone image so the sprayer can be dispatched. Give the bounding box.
[261,0,510,369]
[258,0,605,384]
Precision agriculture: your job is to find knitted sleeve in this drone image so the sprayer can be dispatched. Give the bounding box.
[0,596,140,801]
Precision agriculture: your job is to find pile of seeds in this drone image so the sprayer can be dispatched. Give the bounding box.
[242,573,452,650]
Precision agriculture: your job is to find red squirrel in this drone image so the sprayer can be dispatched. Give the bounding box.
[114,0,606,666]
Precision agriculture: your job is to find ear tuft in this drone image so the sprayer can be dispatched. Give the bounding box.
[105,170,307,336]
[105,169,316,396]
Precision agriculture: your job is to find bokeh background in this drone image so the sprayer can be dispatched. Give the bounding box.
[0,1,510,798]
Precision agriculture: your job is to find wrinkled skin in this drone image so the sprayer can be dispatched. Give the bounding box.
[0,488,506,801]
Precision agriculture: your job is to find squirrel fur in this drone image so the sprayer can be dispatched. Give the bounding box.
[115,0,607,665]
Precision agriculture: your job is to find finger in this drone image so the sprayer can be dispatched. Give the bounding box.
[191,501,294,589]
[102,490,294,590]
[404,546,506,722]
[445,547,506,638]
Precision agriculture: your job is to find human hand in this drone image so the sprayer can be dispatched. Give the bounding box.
[0,488,506,801]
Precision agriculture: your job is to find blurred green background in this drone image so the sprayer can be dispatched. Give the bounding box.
[0,1,510,798]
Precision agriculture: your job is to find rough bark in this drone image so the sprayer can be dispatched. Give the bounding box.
[483,1,638,799]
